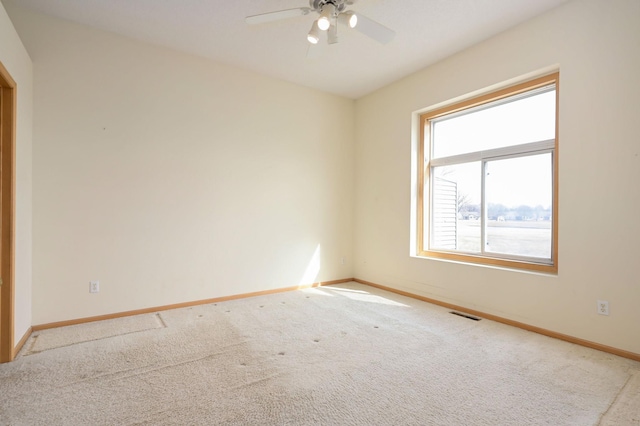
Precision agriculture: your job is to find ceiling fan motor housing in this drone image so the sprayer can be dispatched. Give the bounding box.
[310,0,347,13]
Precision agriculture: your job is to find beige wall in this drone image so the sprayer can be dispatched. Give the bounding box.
[7,6,355,325]
[354,0,640,354]
[0,1,33,345]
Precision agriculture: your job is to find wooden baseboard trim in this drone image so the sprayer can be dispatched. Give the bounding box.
[23,277,640,362]
[32,278,354,331]
[354,278,640,363]
[12,326,32,359]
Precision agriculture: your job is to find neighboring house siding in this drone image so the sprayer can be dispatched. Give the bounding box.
[432,177,457,250]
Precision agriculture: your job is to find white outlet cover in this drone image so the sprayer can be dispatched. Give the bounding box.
[90,281,100,293]
[597,300,609,315]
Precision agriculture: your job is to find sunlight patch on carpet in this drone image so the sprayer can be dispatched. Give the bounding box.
[328,286,408,306]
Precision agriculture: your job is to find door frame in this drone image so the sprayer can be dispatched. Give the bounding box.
[0,60,16,363]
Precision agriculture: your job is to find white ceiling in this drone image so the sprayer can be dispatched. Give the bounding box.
[6,0,568,99]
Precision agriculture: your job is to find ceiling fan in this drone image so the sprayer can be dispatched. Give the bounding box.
[245,0,395,46]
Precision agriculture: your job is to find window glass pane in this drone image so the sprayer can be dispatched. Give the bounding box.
[484,153,552,259]
[430,162,481,253]
[432,89,555,159]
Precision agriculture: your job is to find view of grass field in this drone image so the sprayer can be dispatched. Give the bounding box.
[457,220,551,258]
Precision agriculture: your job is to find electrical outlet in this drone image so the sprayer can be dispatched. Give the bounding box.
[89,281,100,293]
[341,257,346,265]
[597,300,609,316]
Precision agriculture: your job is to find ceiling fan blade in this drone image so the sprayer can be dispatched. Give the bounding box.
[354,13,395,44]
[245,7,312,25]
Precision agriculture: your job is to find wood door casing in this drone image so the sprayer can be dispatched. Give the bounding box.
[0,60,16,363]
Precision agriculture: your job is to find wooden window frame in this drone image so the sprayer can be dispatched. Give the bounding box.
[417,73,559,274]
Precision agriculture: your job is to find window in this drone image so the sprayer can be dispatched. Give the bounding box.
[418,73,559,273]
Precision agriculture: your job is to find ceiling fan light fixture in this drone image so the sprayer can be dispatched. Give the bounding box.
[245,1,396,47]
[307,20,320,44]
[317,3,336,31]
[338,10,357,28]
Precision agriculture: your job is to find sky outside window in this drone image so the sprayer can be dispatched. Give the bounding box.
[432,88,556,159]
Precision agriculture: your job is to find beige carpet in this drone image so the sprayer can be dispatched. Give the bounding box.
[1,282,638,425]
